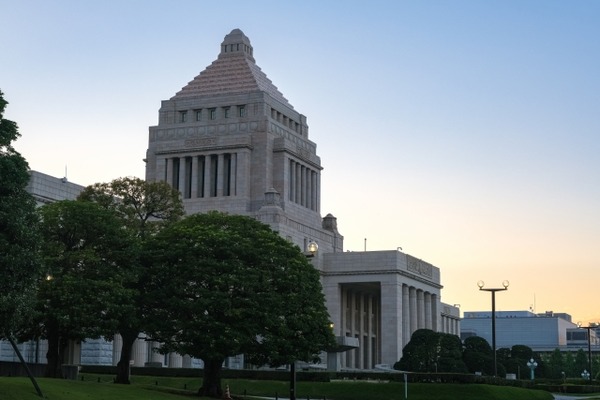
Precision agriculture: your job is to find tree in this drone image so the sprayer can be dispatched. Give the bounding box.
[0,90,41,339]
[574,348,588,376]
[508,345,537,379]
[547,348,564,379]
[78,177,184,384]
[143,211,335,398]
[463,336,496,375]
[437,333,468,373]
[396,329,439,372]
[36,201,135,377]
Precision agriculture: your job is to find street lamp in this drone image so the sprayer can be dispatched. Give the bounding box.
[527,358,538,380]
[582,370,590,380]
[289,241,319,400]
[577,323,594,382]
[477,280,509,377]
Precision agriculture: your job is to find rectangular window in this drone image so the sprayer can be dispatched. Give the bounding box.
[209,108,217,120]
[223,107,231,118]
[238,105,246,117]
[179,111,187,123]
[195,109,202,121]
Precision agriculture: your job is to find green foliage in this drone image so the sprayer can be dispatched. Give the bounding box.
[143,211,335,396]
[511,344,534,361]
[464,336,492,354]
[0,90,41,338]
[396,329,467,373]
[547,348,564,379]
[574,348,589,375]
[77,176,184,383]
[78,177,184,239]
[34,200,137,376]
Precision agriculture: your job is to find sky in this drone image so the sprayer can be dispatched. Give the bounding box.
[2,1,599,324]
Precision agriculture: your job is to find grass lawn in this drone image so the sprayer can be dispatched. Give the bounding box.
[0,375,566,400]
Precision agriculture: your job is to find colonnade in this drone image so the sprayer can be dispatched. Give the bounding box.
[111,334,192,368]
[339,283,440,370]
[401,284,439,348]
[288,159,319,211]
[164,153,238,199]
[340,286,380,370]
[441,314,460,335]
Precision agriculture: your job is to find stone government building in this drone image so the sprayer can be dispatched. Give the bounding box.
[143,28,460,370]
[2,29,460,370]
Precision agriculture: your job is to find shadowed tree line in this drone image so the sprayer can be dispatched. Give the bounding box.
[395,329,599,380]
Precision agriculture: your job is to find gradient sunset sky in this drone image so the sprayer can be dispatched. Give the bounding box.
[2,1,599,324]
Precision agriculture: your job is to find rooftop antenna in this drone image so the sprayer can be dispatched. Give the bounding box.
[61,165,68,183]
[364,238,367,252]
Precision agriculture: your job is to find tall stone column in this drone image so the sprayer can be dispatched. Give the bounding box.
[409,286,417,336]
[289,160,295,202]
[150,342,163,364]
[424,292,432,329]
[230,153,237,196]
[417,289,424,329]
[182,355,192,368]
[402,284,410,347]
[217,153,225,196]
[132,333,148,367]
[178,157,187,197]
[204,154,212,197]
[166,158,174,186]
[295,163,301,203]
[190,156,198,198]
[112,334,122,366]
[431,294,439,331]
[380,281,402,367]
[365,295,373,369]
[168,352,182,368]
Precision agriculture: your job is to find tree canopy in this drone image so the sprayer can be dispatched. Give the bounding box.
[143,211,335,397]
[35,200,136,377]
[0,90,41,339]
[77,176,184,383]
[395,329,467,373]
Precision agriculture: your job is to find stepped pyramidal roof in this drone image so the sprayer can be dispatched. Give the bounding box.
[172,29,292,108]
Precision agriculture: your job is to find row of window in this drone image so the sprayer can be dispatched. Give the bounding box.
[271,107,301,133]
[178,105,247,123]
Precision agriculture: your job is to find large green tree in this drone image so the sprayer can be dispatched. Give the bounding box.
[36,200,135,378]
[462,336,499,376]
[143,211,335,398]
[78,177,184,384]
[395,329,466,373]
[0,90,41,339]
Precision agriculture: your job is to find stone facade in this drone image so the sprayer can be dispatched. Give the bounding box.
[145,29,460,370]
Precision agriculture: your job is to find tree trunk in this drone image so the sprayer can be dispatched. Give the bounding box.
[115,330,139,384]
[44,331,65,378]
[198,358,224,398]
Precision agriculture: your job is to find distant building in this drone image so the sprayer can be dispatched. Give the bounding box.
[461,310,600,353]
[26,170,84,205]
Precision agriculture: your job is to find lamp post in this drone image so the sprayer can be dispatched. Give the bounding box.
[527,358,538,380]
[577,323,594,382]
[477,280,509,377]
[289,240,318,400]
[582,370,590,380]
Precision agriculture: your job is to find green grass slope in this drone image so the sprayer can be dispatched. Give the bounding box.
[0,376,556,400]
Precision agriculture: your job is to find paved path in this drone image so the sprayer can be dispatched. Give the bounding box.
[553,395,599,400]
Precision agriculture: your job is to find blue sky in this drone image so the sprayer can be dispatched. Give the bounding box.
[2,1,599,323]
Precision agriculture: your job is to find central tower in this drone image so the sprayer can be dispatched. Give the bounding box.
[145,29,343,256]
